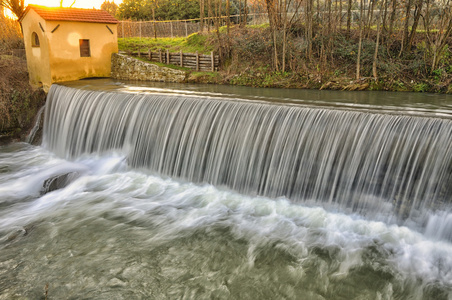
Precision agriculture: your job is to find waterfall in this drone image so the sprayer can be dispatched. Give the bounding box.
[26,105,46,144]
[43,84,452,224]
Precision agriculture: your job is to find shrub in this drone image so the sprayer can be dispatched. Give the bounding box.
[0,16,23,54]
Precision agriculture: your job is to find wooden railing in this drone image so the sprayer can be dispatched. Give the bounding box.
[129,50,220,72]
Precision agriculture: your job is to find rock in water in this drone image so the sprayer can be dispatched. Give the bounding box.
[41,172,79,195]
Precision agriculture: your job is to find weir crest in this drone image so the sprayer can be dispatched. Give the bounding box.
[43,84,452,229]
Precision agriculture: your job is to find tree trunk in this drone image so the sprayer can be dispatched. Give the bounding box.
[327,0,332,34]
[356,0,364,80]
[405,0,424,53]
[373,11,381,80]
[200,0,205,32]
[244,0,248,26]
[239,0,242,26]
[346,0,352,36]
[208,0,212,32]
[306,0,313,60]
[402,0,414,50]
[282,0,287,72]
[388,0,397,37]
[153,8,157,39]
[382,0,389,34]
[226,0,230,54]
[366,0,376,37]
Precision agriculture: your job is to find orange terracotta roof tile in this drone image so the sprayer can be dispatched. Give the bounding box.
[20,5,118,24]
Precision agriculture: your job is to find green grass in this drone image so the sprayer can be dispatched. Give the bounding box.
[247,23,270,29]
[118,33,213,54]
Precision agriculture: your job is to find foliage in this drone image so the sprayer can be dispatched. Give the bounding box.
[0,0,24,19]
[228,27,273,64]
[0,15,23,54]
[413,82,429,92]
[117,0,200,21]
[116,0,147,20]
[153,0,200,20]
[100,0,118,17]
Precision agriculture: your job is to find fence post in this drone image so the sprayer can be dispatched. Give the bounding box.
[159,49,162,63]
[148,48,152,60]
[167,49,170,64]
[196,51,199,71]
[170,22,173,38]
[211,51,215,72]
[185,21,188,37]
[139,21,142,39]
[180,50,183,67]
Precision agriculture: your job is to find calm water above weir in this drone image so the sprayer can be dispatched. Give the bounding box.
[1,80,452,299]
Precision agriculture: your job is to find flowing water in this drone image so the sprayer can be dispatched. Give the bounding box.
[1,80,452,299]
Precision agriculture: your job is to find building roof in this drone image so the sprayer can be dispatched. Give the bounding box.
[19,5,119,24]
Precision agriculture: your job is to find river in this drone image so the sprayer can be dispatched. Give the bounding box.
[1,80,452,299]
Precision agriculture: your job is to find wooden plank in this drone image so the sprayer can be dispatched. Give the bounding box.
[180,50,183,67]
[196,51,199,71]
[129,50,220,71]
[211,51,214,72]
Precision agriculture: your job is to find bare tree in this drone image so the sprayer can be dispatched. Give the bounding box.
[346,0,352,35]
[200,0,205,32]
[423,0,452,72]
[60,0,76,8]
[405,0,424,53]
[306,0,314,59]
[356,0,364,80]
[388,0,396,36]
[0,0,24,19]
[373,3,382,80]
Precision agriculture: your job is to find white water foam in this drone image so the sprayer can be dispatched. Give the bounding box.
[1,145,451,298]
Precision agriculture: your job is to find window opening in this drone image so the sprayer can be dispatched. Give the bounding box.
[32,32,40,47]
[79,39,90,57]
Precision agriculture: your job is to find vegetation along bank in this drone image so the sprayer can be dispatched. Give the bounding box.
[0,15,46,145]
[115,0,452,93]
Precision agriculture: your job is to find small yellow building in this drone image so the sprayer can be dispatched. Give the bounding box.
[19,5,118,91]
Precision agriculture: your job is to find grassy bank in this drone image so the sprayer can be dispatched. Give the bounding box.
[118,33,214,54]
[119,26,452,94]
[0,55,46,144]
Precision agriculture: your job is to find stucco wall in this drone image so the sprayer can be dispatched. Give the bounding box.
[21,10,52,90]
[21,10,118,91]
[111,53,187,83]
[47,21,118,84]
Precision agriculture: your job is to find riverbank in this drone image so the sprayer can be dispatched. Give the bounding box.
[119,26,452,94]
[0,55,46,145]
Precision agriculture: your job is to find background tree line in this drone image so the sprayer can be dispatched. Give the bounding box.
[106,0,452,77]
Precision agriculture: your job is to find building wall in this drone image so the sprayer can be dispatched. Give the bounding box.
[21,10,118,91]
[21,10,52,90]
[46,20,118,84]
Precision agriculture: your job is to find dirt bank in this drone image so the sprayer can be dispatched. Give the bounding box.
[0,55,46,145]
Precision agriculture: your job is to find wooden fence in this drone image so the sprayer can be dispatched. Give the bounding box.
[119,21,200,39]
[130,50,220,71]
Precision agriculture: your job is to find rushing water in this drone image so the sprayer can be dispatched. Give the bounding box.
[1,81,452,299]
